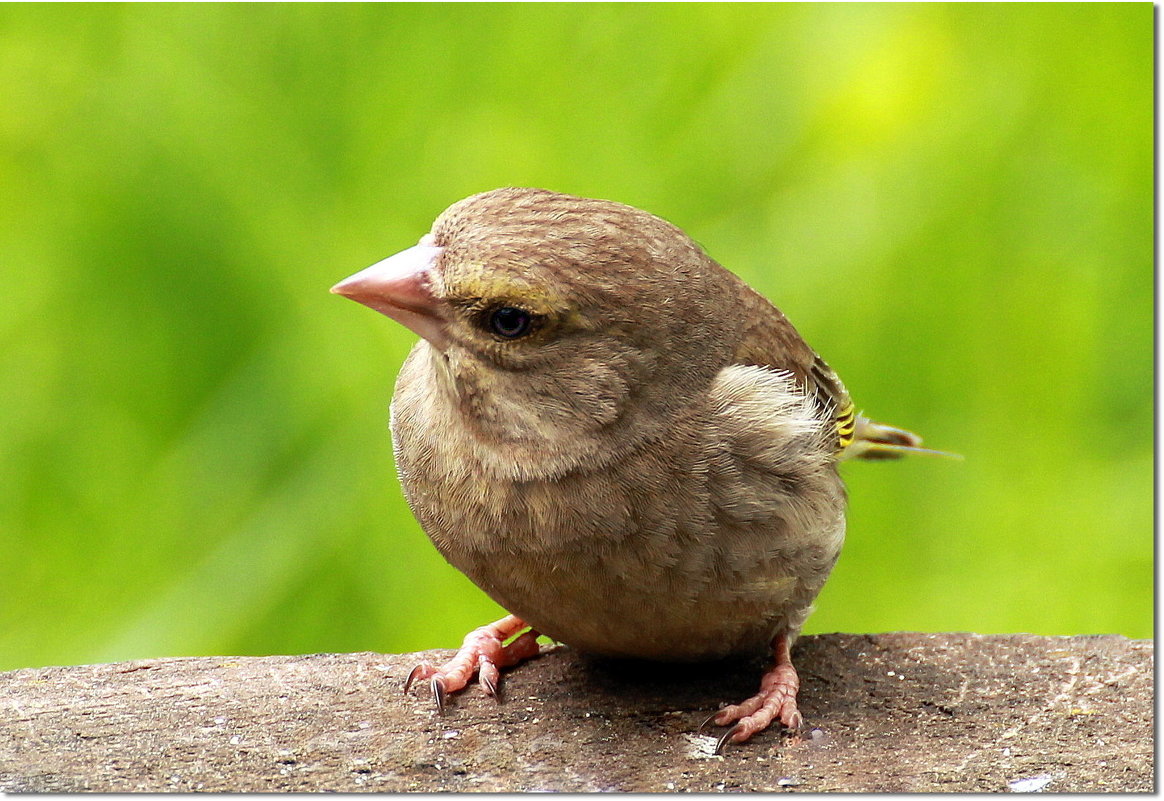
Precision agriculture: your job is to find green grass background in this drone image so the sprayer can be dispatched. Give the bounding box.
[0,4,1151,671]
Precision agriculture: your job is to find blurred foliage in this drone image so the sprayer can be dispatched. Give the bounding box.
[0,4,1151,671]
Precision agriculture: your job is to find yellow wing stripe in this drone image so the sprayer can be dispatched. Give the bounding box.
[835,401,857,453]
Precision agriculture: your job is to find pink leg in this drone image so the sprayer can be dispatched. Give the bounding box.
[404,615,542,711]
[708,632,803,753]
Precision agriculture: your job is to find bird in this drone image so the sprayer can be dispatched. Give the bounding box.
[331,187,940,751]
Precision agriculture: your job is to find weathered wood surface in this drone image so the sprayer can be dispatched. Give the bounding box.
[0,633,1152,792]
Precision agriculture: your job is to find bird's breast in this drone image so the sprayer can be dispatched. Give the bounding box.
[390,352,846,661]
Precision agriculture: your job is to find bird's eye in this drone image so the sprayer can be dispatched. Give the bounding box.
[488,306,533,339]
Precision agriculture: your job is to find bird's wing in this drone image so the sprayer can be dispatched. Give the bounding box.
[730,283,856,454]
[705,363,846,555]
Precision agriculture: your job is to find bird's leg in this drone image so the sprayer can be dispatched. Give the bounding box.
[708,631,803,752]
[404,614,541,711]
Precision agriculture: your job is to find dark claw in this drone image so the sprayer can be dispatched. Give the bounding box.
[714,723,743,756]
[431,676,447,714]
[403,665,425,694]
[698,709,726,735]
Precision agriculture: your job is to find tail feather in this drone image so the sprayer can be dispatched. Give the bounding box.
[842,416,960,461]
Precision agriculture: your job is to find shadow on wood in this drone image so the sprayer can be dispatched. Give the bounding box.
[0,633,1152,792]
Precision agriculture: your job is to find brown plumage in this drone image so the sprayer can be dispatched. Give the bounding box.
[332,187,929,749]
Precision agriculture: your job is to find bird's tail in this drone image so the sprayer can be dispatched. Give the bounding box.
[841,415,960,461]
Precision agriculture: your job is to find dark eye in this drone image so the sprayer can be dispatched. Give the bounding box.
[488,306,533,339]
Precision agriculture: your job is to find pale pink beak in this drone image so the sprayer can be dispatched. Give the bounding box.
[331,244,449,350]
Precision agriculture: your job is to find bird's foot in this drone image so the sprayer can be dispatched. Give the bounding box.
[403,614,541,712]
[704,632,804,754]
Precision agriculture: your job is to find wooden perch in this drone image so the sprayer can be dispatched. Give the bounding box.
[0,633,1151,792]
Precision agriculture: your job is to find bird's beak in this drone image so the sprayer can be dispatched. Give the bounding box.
[331,244,450,350]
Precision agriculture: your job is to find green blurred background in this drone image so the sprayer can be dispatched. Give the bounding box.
[0,3,1151,672]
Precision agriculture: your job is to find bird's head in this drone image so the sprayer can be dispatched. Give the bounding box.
[332,187,743,473]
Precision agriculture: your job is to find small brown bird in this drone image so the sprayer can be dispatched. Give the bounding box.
[332,187,935,751]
